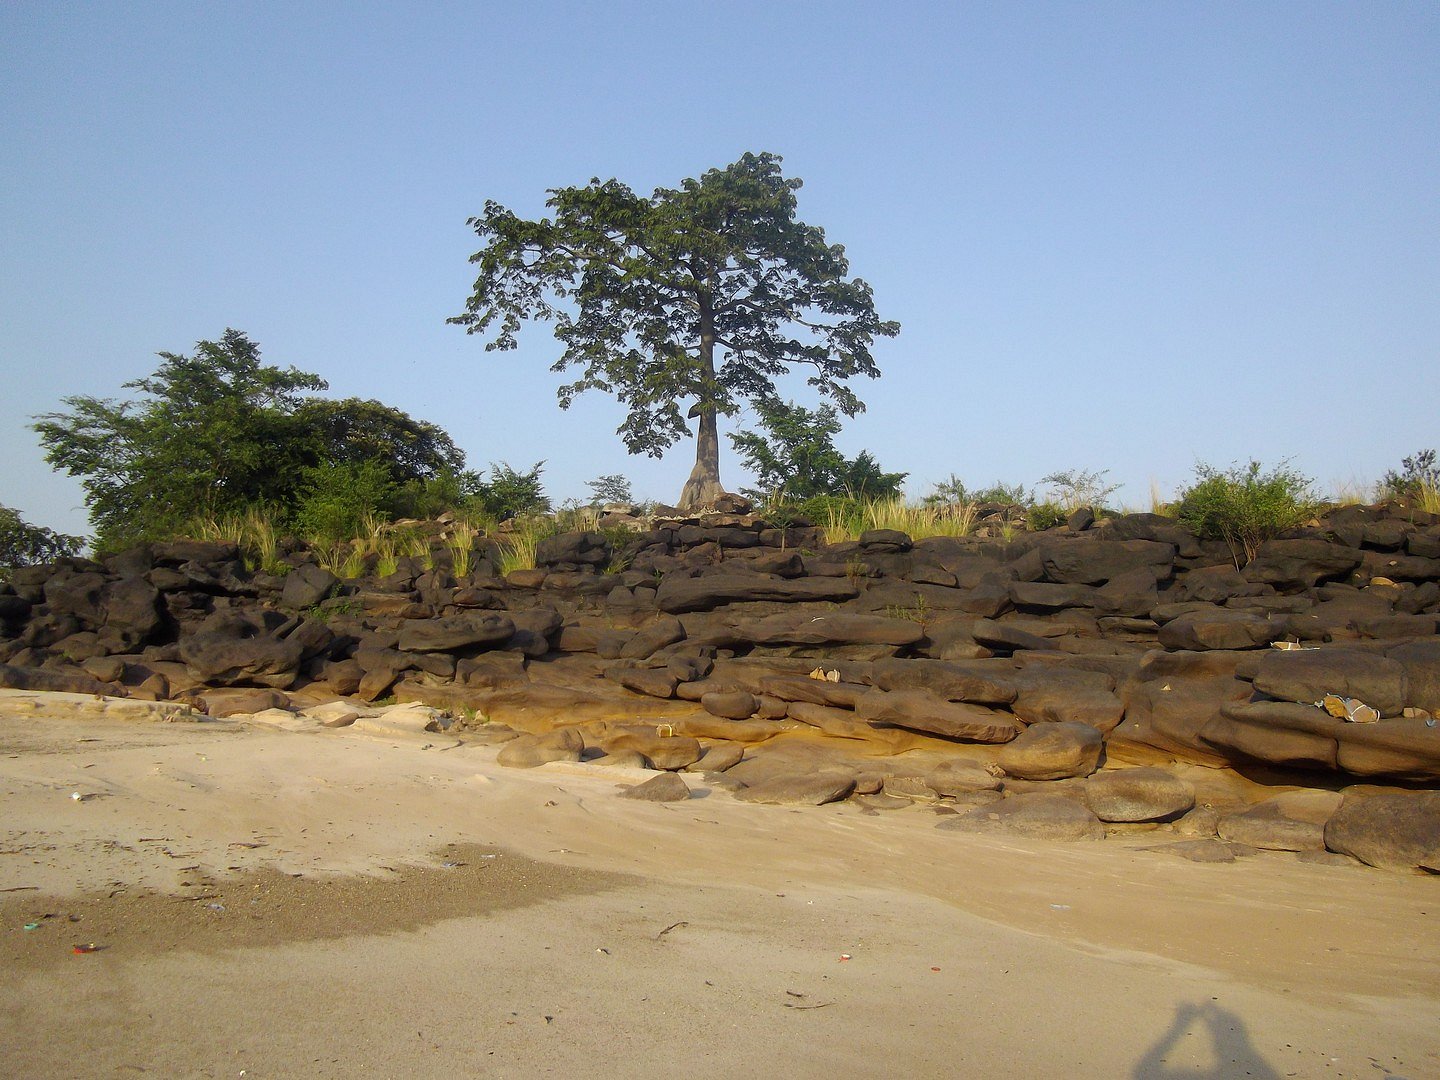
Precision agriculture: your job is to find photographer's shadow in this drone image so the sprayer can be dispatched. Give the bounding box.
[1133,1001,1281,1080]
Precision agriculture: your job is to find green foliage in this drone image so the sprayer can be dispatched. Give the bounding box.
[923,475,1032,507]
[730,397,905,503]
[1026,502,1067,532]
[1174,460,1317,566]
[473,461,550,521]
[1039,468,1121,513]
[33,330,469,551]
[190,506,286,575]
[1380,449,1439,501]
[586,474,634,506]
[451,152,898,501]
[294,460,397,546]
[0,503,85,578]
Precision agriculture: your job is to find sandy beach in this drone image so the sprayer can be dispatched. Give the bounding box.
[1,706,1436,1079]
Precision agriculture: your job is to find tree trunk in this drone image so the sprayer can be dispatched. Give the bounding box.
[677,285,726,510]
[678,406,725,509]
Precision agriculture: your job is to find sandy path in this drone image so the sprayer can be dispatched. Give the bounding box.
[1,711,1435,1078]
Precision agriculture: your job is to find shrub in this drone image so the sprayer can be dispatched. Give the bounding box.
[475,461,550,521]
[294,459,396,546]
[924,475,1031,507]
[1026,502,1067,532]
[586,474,634,506]
[1039,468,1120,513]
[1380,449,1439,503]
[1174,459,1316,567]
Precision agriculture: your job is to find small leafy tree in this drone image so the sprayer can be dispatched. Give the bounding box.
[729,397,904,504]
[0,503,85,578]
[923,475,1031,506]
[1380,449,1439,501]
[1174,459,1316,567]
[1039,468,1121,513]
[451,152,898,509]
[475,462,550,521]
[586,474,634,506]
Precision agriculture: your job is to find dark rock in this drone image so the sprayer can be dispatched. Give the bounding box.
[1157,610,1280,651]
[997,721,1104,780]
[757,675,866,709]
[280,564,339,609]
[535,531,611,567]
[396,613,515,653]
[734,611,925,647]
[1245,539,1363,591]
[619,615,686,659]
[1202,701,1342,771]
[1252,648,1408,716]
[200,687,290,717]
[655,572,858,613]
[1325,790,1440,872]
[871,657,1017,705]
[971,619,1056,654]
[497,727,585,768]
[179,621,304,690]
[0,663,114,696]
[1039,539,1175,586]
[605,665,679,699]
[701,690,760,720]
[686,742,745,772]
[1387,640,1440,713]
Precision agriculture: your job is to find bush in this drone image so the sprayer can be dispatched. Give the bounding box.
[474,462,550,521]
[1026,502,1067,532]
[924,475,1031,507]
[1039,468,1120,513]
[1174,460,1316,566]
[294,460,396,545]
[1380,449,1438,502]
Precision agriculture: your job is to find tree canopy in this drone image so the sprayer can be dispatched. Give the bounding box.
[451,151,898,508]
[34,330,467,550]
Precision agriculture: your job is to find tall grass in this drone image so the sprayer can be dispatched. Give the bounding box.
[822,498,979,544]
[190,507,284,574]
[494,515,555,576]
[445,520,482,578]
[1419,480,1440,516]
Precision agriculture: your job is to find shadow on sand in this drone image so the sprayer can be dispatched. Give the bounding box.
[1133,1001,1281,1080]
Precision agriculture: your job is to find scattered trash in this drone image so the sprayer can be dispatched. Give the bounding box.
[838,953,852,961]
[656,921,688,940]
[70,792,82,801]
[931,967,941,972]
[72,943,100,954]
[206,903,225,912]
[1428,719,1437,729]
[439,861,462,869]
[1271,640,1317,652]
[1050,904,1071,911]
[595,947,610,955]
[807,668,841,682]
[1317,695,1380,724]
[22,922,40,931]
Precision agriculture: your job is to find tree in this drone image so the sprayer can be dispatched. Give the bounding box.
[586,474,634,506]
[450,152,898,509]
[0,503,84,578]
[729,396,906,504]
[1174,460,1316,567]
[34,330,468,550]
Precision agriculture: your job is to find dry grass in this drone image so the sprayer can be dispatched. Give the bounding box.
[823,498,979,544]
[494,516,553,576]
[190,507,283,575]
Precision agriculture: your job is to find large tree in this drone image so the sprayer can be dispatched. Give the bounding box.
[450,152,898,509]
[34,330,466,550]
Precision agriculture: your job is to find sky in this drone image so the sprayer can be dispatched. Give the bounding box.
[2,1,1436,536]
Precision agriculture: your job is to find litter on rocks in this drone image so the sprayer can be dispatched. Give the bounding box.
[1317,695,1380,724]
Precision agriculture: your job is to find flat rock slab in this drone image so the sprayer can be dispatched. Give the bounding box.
[497,727,585,768]
[1218,790,1343,852]
[732,771,857,806]
[0,688,203,724]
[1146,840,1257,864]
[1252,648,1409,717]
[1084,768,1196,822]
[937,793,1105,841]
[855,687,1020,743]
[656,573,858,613]
[998,721,1104,780]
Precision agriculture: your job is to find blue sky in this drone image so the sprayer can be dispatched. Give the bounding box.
[2,2,1436,535]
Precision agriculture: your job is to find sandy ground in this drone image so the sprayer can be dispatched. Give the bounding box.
[1,707,1436,1079]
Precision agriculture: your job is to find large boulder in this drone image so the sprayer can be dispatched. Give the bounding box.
[280,564,339,609]
[937,793,1105,841]
[1245,539,1363,591]
[732,611,925,648]
[871,657,1017,705]
[1251,648,1409,716]
[1387,640,1440,713]
[733,771,856,806]
[1038,539,1175,586]
[179,618,304,690]
[1325,790,1440,872]
[496,727,585,768]
[1083,768,1195,822]
[997,721,1104,780]
[535,530,611,568]
[1157,610,1280,651]
[1217,791,1342,852]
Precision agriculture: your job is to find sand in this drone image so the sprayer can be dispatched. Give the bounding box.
[1,707,1436,1079]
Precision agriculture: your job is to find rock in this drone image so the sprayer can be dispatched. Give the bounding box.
[619,615,686,659]
[1083,768,1195,822]
[923,760,1003,796]
[701,690,759,720]
[1387,640,1440,713]
[42,570,107,628]
[882,776,941,802]
[1202,701,1342,771]
[735,611,925,647]
[619,772,692,802]
[685,742,745,772]
[0,663,115,696]
[594,749,650,769]
[396,613,515,653]
[1217,791,1343,852]
[100,578,163,644]
[457,652,529,689]
[871,657,1018,705]
[1039,539,1175,586]
[1157,610,1280,651]
[179,625,304,690]
[497,727,585,768]
[280,563,339,609]
[936,793,1105,841]
[970,619,1056,653]
[1252,648,1409,717]
[1324,790,1440,872]
[997,721,1105,780]
[350,703,446,739]
[787,701,900,742]
[1010,670,1124,732]
[854,687,1020,743]
[302,701,362,727]
[604,731,703,770]
[535,531,611,568]
[200,687,291,717]
[757,675,866,709]
[655,572,858,613]
[1245,539,1363,591]
[1150,840,1250,863]
[606,665,679,699]
[733,771,857,806]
